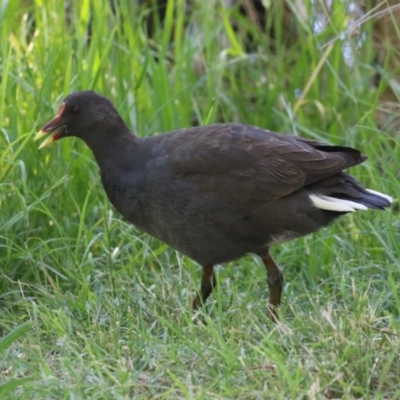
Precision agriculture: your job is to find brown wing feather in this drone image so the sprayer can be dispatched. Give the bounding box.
[159,123,366,206]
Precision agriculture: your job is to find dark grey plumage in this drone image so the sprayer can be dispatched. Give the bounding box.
[36,91,392,320]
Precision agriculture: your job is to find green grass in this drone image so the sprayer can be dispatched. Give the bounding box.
[1,0,399,398]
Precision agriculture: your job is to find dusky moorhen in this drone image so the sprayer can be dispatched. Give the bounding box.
[34,91,392,321]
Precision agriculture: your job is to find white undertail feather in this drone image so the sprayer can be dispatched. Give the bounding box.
[309,195,362,212]
[310,188,393,212]
[365,189,393,203]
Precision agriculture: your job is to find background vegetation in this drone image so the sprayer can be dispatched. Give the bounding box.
[0,0,399,398]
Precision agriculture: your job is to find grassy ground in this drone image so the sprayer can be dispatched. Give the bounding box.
[1,0,399,398]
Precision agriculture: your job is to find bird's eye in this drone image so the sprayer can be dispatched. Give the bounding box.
[70,106,80,114]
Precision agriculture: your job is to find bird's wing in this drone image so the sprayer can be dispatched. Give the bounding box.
[158,124,366,207]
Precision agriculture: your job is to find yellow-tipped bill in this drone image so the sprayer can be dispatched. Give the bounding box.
[34,130,58,149]
[34,102,66,149]
[33,129,48,142]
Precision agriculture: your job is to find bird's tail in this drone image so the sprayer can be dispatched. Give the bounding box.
[310,188,392,212]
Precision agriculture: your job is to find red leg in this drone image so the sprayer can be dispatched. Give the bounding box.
[192,265,216,310]
[261,253,283,322]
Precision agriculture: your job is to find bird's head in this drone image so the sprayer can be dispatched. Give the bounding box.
[34,91,125,148]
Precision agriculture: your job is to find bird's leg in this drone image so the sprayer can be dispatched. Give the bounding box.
[192,264,216,310]
[261,253,283,322]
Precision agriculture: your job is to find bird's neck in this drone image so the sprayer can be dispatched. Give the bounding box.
[82,128,141,172]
